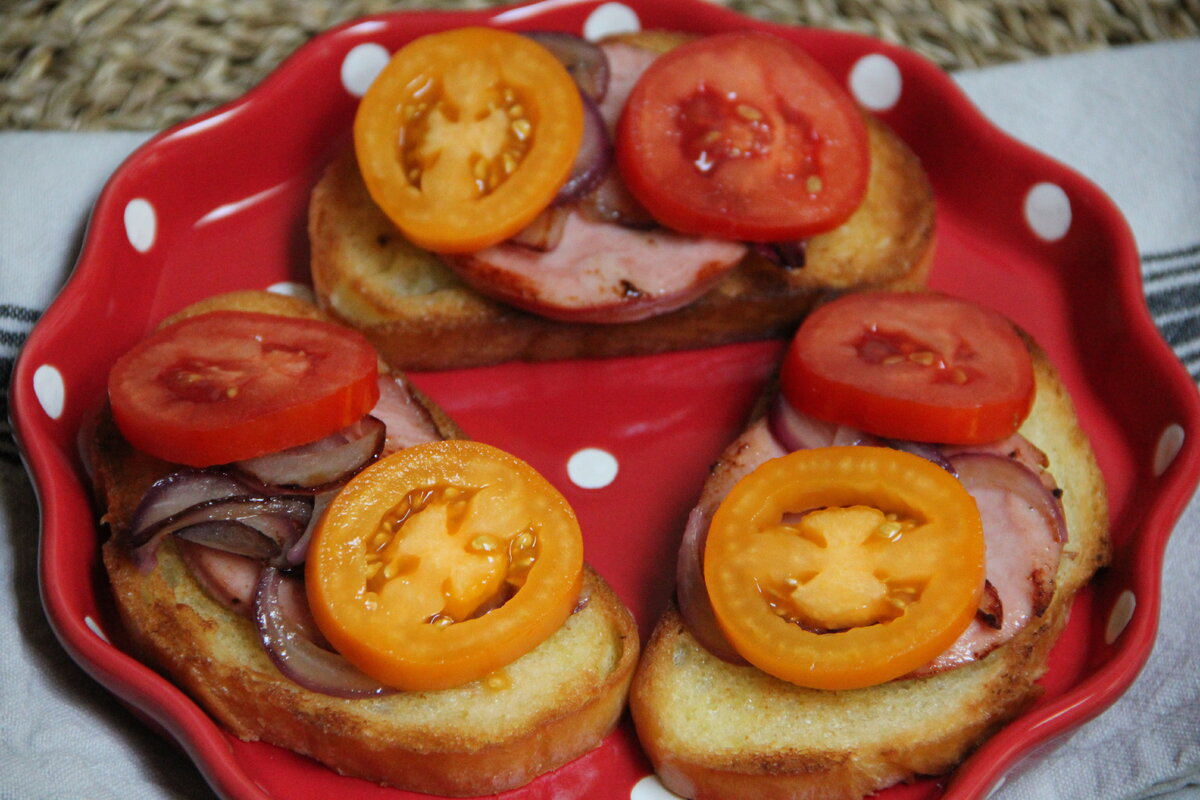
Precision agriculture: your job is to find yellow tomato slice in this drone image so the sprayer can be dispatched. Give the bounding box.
[704,446,985,690]
[306,439,584,691]
[354,27,585,254]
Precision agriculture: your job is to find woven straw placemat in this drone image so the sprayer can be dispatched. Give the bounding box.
[1,0,1197,130]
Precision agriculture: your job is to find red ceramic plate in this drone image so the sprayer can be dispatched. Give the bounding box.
[10,1,1200,798]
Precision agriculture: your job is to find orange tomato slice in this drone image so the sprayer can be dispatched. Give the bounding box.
[306,439,584,691]
[704,446,985,690]
[354,27,585,254]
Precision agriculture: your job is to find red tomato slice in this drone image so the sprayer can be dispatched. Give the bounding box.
[780,291,1036,444]
[615,31,869,242]
[108,310,380,467]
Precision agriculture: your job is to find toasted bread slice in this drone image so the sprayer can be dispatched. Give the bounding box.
[89,290,640,797]
[308,35,935,370]
[629,344,1110,800]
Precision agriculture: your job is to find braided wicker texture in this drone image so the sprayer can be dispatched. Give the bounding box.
[1,0,1197,130]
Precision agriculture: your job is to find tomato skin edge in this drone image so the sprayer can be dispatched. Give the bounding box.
[106,310,381,468]
[779,292,1037,446]
[110,375,380,468]
[780,357,1035,445]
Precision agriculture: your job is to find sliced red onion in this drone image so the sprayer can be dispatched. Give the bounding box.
[944,434,1053,486]
[882,438,957,474]
[127,469,252,545]
[577,170,657,229]
[168,495,310,544]
[766,395,837,452]
[285,489,337,567]
[675,507,747,665]
[831,425,880,447]
[131,494,313,571]
[233,416,385,493]
[949,452,1067,543]
[174,539,326,642]
[523,31,610,101]
[273,569,332,648]
[767,396,876,450]
[554,92,611,204]
[174,520,279,561]
[254,567,394,698]
[765,396,954,474]
[509,204,570,251]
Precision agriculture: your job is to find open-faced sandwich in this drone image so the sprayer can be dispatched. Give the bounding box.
[630,290,1111,799]
[309,27,936,369]
[86,289,639,797]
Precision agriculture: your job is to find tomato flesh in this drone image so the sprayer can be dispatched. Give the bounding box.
[704,446,985,690]
[677,86,774,171]
[616,31,869,242]
[108,310,380,467]
[306,440,584,692]
[781,291,1036,444]
[354,27,584,253]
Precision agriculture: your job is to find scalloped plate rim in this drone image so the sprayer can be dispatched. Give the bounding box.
[11,1,1200,799]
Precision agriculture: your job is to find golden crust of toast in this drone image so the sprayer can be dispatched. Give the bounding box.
[629,346,1110,800]
[89,290,640,797]
[307,42,935,370]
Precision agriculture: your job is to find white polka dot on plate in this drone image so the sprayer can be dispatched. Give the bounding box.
[341,42,392,97]
[1105,589,1136,644]
[566,447,619,489]
[584,2,641,41]
[1154,422,1185,477]
[1023,182,1072,241]
[33,364,65,420]
[631,774,683,799]
[849,54,902,112]
[124,198,157,253]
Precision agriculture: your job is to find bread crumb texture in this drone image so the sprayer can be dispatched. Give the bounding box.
[630,345,1110,800]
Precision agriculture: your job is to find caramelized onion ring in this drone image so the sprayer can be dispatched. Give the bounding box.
[675,507,747,664]
[950,452,1067,543]
[554,92,612,204]
[130,482,313,571]
[254,567,395,698]
[766,395,837,451]
[127,469,251,544]
[233,416,385,494]
[523,31,610,102]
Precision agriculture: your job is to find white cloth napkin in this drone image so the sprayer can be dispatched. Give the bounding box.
[953,41,1200,800]
[2,39,1199,800]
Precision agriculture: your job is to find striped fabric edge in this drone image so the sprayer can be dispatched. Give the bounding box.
[1,304,42,467]
[1143,242,1200,384]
